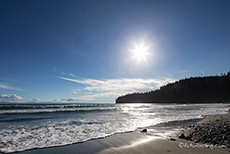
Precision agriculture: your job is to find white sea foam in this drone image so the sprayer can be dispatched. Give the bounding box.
[0,121,134,153]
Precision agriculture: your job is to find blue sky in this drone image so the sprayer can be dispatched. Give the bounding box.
[1,0,230,103]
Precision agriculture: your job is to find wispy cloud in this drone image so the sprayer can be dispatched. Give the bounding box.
[201,69,206,76]
[58,76,176,102]
[0,83,23,91]
[69,73,75,77]
[0,77,176,103]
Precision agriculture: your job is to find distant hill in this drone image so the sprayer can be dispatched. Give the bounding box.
[116,72,230,104]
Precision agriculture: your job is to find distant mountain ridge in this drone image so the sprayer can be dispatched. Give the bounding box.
[116,72,230,104]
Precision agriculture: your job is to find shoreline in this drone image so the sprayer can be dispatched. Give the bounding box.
[5,113,229,154]
[14,118,201,154]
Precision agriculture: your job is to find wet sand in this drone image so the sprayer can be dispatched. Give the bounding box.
[16,132,147,154]
[99,138,228,154]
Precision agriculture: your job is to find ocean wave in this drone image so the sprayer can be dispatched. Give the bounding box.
[0,107,118,114]
[0,104,114,110]
[0,103,229,153]
[0,117,46,122]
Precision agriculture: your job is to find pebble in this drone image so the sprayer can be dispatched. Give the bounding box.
[140,129,147,133]
[169,138,176,141]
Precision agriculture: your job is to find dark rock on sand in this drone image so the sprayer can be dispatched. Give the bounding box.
[178,133,185,139]
[169,138,176,141]
[141,129,147,133]
[178,133,192,140]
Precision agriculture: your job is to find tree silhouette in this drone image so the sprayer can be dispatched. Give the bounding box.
[116,72,230,104]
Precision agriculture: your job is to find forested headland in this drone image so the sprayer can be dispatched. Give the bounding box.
[116,72,230,104]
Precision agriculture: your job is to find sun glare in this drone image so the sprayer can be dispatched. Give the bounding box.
[131,42,150,63]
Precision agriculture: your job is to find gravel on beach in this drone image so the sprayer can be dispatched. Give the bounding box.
[178,114,230,148]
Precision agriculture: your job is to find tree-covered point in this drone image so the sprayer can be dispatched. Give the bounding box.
[116,72,230,104]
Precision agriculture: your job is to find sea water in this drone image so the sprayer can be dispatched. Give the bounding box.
[0,103,229,153]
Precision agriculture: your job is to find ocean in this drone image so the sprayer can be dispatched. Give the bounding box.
[0,103,229,153]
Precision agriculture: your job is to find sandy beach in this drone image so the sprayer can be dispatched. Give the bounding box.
[15,113,230,154]
[99,113,230,154]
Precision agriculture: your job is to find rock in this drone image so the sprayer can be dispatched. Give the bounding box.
[185,135,191,140]
[176,114,230,147]
[141,129,147,133]
[222,135,226,140]
[178,133,185,139]
[169,138,176,141]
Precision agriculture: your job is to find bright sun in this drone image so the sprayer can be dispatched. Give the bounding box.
[131,42,150,63]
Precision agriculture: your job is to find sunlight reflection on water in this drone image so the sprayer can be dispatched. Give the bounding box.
[0,103,229,153]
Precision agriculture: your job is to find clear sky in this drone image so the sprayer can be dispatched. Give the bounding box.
[1,0,230,103]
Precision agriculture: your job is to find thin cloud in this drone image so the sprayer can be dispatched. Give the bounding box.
[58,76,176,102]
[201,69,206,76]
[1,77,176,103]
[0,83,23,91]
[69,73,75,77]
